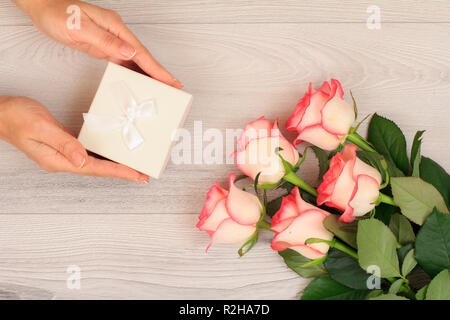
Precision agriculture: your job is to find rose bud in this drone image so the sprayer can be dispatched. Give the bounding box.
[270,187,333,260]
[196,173,263,250]
[234,117,299,185]
[286,79,355,151]
[317,144,382,223]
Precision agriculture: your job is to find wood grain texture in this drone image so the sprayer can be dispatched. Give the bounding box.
[1,0,450,25]
[0,23,449,214]
[0,0,449,300]
[0,214,306,299]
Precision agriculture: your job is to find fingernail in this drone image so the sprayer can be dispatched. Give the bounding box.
[138,175,149,184]
[72,152,86,169]
[173,79,183,89]
[120,44,136,60]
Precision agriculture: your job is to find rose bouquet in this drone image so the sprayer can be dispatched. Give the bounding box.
[197,79,450,300]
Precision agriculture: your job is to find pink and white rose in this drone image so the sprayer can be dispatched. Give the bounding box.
[234,117,299,185]
[196,173,263,250]
[286,79,355,151]
[317,144,382,223]
[271,187,333,260]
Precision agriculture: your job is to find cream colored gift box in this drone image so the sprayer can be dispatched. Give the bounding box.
[78,62,193,179]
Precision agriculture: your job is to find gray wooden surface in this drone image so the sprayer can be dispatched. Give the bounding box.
[0,1,449,299]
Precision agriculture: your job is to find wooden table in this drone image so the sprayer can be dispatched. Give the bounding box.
[0,1,449,299]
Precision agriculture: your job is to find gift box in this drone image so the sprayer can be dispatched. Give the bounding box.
[78,62,193,179]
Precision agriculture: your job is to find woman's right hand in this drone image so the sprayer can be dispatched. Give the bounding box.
[0,96,149,183]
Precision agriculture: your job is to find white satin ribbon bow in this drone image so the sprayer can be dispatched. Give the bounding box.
[83,81,156,150]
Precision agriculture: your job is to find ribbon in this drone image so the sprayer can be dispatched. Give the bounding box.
[83,81,156,150]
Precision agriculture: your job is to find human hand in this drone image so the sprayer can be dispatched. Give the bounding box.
[13,0,183,89]
[0,96,149,183]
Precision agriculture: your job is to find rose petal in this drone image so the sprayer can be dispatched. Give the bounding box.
[271,195,298,233]
[271,209,333,259]
[290,245,327,260]
[210,218,256,246]
[226,174,262,225]
[317,153,345,205]
[292,186,323,213]
[353,158,383,184]
[339,206,355,223]
[321,95,355,135]
[238,116,272,149]
[235,137,286,184]
[286,83,314,131]
[348,174,380,217]
[297,91,328,131]
[297,125,342,151]
[330,160,356,209]
[198,198,230,232]
[197,182,228,228]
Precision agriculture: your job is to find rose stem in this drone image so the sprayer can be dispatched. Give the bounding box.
[283,171,318,197]
[378,193,398,207]
[306,238,358,259]
[257,219,271,231]
[346,131,377,153]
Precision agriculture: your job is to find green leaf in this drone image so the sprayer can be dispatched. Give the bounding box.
[323,214,357,248]
[374,203,398,226]
[300,189,319,206]
[279,249,327,278]
[391,177,449,225]
[389,213,415,245]
[357,219,401,278]
[369,294,409,300]
[301,276,369,300]
[411,146,421,177]
[397,243,414,264]
[402,249,418,277]
[426,269,450,300]
[411,130,425,167]
[415,208,450,277]
[415,284,428,300]
[324,248,371,289]
[367,113,409,175]
[365,290,383,299]
[420,157,450,208]
[411,130,425,177]
[357,150,404,182]
[388,279,404,295]
[310,146,330,180]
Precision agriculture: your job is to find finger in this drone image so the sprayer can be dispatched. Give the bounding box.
[132,47,183,89]
[33,121,87,169]
[113,25,183,88]
[74,16,137,61]
[28,130,149,183]
[82,6,183,89]
[78,156,149,183]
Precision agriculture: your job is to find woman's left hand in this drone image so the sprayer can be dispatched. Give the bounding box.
[13,0,183,89]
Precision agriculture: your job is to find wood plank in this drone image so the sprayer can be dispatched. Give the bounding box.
[0,23,449,214]
[0,214,306,299]
[1,0,450,25]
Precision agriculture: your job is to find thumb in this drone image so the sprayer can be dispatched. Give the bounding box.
[35,123,88,169]
[76,17,136,60]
